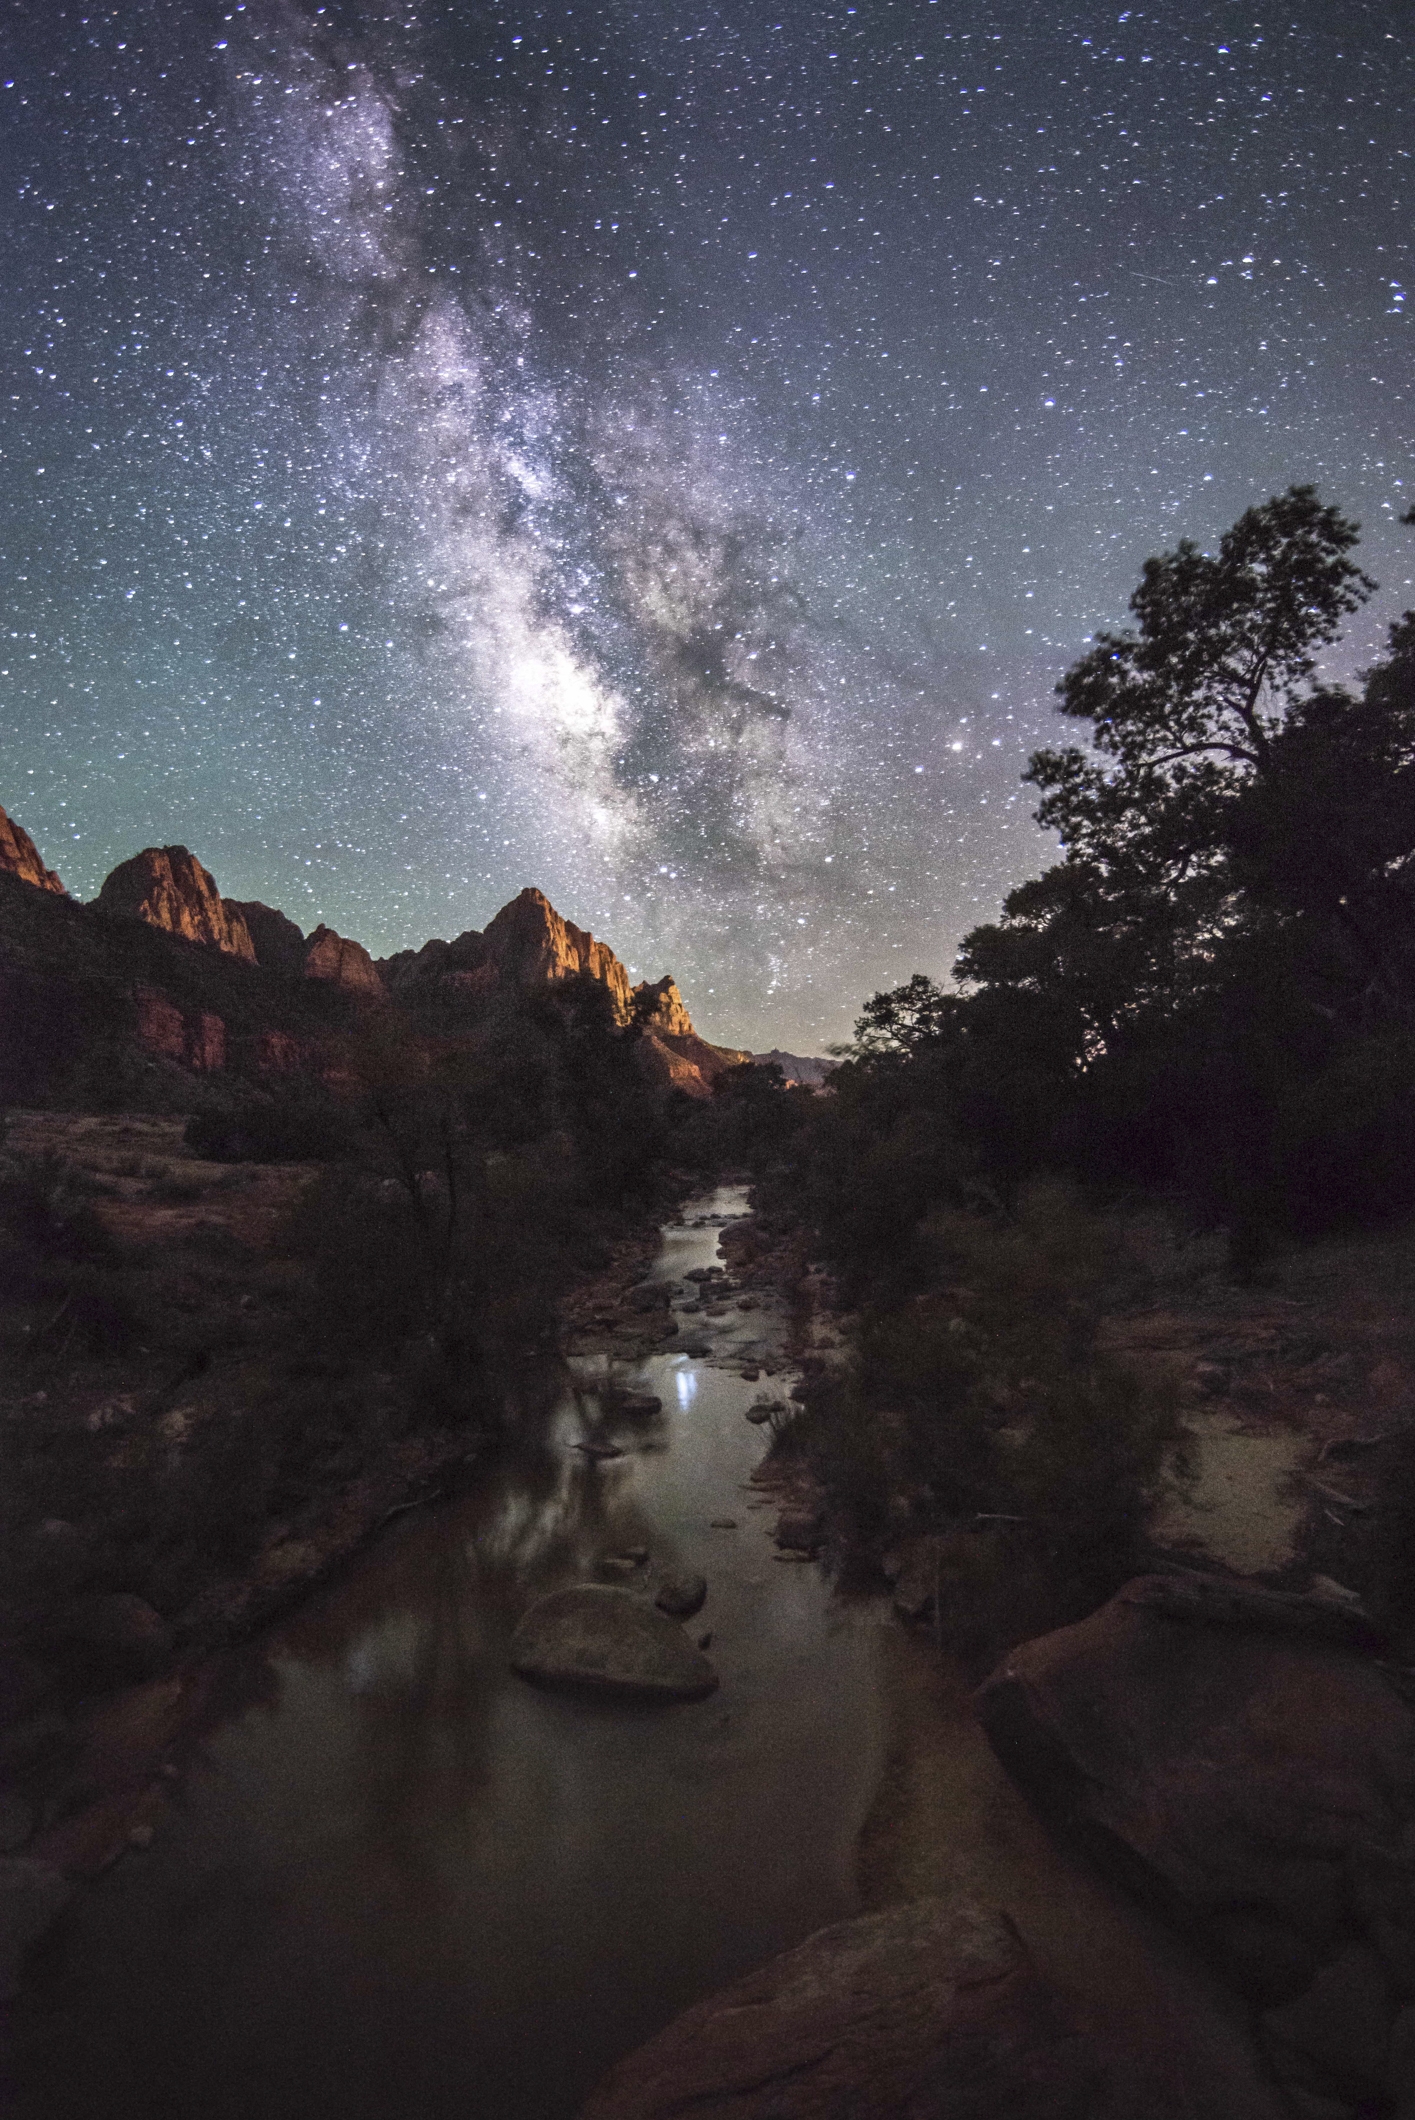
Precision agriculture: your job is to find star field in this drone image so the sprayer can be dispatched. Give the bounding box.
[0,0,1410,1047]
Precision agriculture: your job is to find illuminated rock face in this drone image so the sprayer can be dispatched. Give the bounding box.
[96,846,256,961]
[482,886,636,1019]
[632,973,695,1037]
[382,884,637,1020]
[0,805,66,895]
[301,924,384,998]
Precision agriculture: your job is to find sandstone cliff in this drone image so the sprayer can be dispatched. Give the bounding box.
[2,798,749,1102]
[0,805,66,896]
[302,924,385,998]
[229,900,307,979]
[382,886,633,1018]
[632,973,694,1037]
[96,847,257,962]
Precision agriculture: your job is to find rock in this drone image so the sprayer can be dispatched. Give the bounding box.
[626,1284,672,1313]
[679,1342,712,1359]
[44,1594,175,1685]
[570,1441,625,1460]
[633,974,696,1038]
[697,1632,713,1650]
[1260,1942,1394,2103]
[598,1556,639,1582]
[228,899,307,976]
[0,803,65,894]
[0,1856,73,2000]
[302,924,385,997]
[615,1394,663,1418]
[510,1586,719,1701]
[578,1896,1106,2120]
[745,1403,773,1424]
[709,1519,738,1531]
[976,1576,1415,1963]
[654,1574,707,1619]
[96,846,256,959]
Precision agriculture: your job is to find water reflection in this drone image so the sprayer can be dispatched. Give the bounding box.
[15,1190,888,2120]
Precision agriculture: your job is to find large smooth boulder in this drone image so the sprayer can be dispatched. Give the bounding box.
[510,1586,718,1701]
[976,1577,1415,1958]
[976,1574,1415,2102]
[579,1897,1106,2119]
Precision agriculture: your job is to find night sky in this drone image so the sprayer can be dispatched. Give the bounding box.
[1,1,1410,1050]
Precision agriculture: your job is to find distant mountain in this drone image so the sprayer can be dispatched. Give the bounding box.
[752,1049,837,1089]
[0,803,66,897]
[0,813,749,1104]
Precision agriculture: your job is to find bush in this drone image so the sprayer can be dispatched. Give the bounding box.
[784,1182,1175,1654]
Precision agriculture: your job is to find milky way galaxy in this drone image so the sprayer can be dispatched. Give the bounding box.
[1,1,1410,1046]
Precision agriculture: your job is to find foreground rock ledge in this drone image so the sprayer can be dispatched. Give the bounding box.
[510,1585,719,1701]
[579,1897,1106,2119]
[974,1574,1415,2110]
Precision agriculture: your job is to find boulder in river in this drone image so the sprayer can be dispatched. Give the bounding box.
[578,1895,1105,2119]
[654,1574,707,1619]
[510,1586,719,1701]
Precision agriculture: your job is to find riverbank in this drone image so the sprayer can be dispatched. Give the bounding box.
[0,1109,690,1993]
[855,1620,1286,2118]
[4,1185,891,2119]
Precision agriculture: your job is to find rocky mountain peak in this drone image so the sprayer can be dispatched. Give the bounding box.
[303,923,385,998]
[633,974,695,1038]
[95,846,256,961]
[0,804,66,896]
[481,886,634,1020]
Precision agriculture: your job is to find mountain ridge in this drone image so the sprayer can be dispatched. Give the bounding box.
[0,805,759,1103]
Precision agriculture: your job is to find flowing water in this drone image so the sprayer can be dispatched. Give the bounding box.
[15,1187,892,2120]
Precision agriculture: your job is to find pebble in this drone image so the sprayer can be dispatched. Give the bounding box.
[709,1518,738,1530]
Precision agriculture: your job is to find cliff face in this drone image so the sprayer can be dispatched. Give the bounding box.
[229,901,307,979]
[383,886,635,1020]
[482,887,635,1019]
[96,848,257,962]
[302,924,385,998]
[633,974,695,1038]
[1,795,748,1102]
[0,805,66,896]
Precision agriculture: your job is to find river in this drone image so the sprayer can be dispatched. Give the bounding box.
[14,1184,1291,2120]
[13,1186,892,2120]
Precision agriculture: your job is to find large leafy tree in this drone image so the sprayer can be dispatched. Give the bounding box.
[1028,485,1375,893]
